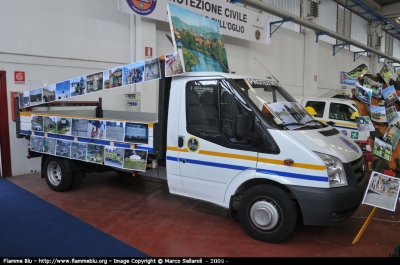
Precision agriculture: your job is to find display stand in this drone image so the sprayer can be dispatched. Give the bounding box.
[352,207,378,244]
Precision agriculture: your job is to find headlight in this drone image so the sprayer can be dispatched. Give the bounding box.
[315,152,347,187]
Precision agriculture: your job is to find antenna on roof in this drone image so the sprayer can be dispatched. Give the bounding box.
[254,57,279,83]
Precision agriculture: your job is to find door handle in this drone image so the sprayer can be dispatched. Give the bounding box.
[178,136,184,148]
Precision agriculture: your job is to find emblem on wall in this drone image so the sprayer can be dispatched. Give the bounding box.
[126,0,157,16]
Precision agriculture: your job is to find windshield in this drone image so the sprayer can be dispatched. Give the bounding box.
[232,78,324,130]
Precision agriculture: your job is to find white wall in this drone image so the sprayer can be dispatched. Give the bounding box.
[0,0,390,176]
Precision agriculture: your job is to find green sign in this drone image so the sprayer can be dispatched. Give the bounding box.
[351,131,359,139]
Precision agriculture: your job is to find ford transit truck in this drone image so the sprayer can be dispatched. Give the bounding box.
[16,59,369,243]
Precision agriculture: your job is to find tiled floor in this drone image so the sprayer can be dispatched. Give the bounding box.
[6,171,400,257]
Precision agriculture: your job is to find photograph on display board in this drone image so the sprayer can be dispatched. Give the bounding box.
[55,139,71,158]
[19,91,30,109]
[71,118,88,137]
[57,117,72,135]
[373,138,392,161]
[29,87,43,106]
[123,149,148,172]
[167,3,229,73]
[165,51,185,77]
[86,144,104,165]
[70,76,87,97]
[144,57,161,82]
[369,105,387,123]
[379,63,394,84]
[383,124,400,149]
[355,81,372,103]
[87,120,106,140]
[105,121,125,142]
[86,72,103,93]
[43,84,56,103]
[362,171,400,212]
[30,135,44,153]
[56,80,71,100]
[104,146,124,168]
[70,142,87,161]
[124,122,149,144]
[31,115,43,132]
[43,116,57,133]
[397,68,400,82]
[103,67,122,89]
[345,63,370,79]
[363,76,383,99]
[382,86,398,105]
[386,106,400,127]
[43,137,56,155]
[355,116,375,132]
[122,61,145,86]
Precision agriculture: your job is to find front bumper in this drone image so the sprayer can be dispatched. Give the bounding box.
[287,157,369,226]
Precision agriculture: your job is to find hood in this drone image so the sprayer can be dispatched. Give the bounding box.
[286,128,362,163]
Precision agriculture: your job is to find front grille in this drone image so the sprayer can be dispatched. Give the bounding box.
[319,128,340,137]
[350,156,367,183]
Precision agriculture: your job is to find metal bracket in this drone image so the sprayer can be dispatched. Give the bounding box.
[315,32,329,43]
[270,18,294,38]
[378,56,387,63]
[333,42,353,56]
[353,50,372,62]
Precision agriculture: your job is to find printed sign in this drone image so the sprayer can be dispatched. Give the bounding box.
[14,71,26,84]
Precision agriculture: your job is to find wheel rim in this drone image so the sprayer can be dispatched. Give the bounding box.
[249,199,281,230]
[47,161,62,186]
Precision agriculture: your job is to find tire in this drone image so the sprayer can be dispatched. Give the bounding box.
[69,170,84,190]
[238,185,297,243]
[44,156,73,192]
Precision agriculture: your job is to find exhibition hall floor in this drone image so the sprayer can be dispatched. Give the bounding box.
[6,171,400,257]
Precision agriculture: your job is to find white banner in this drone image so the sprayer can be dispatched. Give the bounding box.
[118,0,271,45]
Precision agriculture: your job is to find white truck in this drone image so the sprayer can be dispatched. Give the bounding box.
[16,60,369,243]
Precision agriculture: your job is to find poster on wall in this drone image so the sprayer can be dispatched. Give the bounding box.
[43,84,56,102]
[56,80,71,100]
[122,61,145,86]
[70,142,87,161]
[124,122,149,144]
[103,67,122,89]
[362,171,400,211]
[31,115,43,132]
[43,116,57,133]
[57,117,72,136]
[86,72,103,93]
[29,87,43,106]
[70,76,87,97]
[165,51,186,77]
[87,120,106,140]
[86,144,104,164]
[71,118,88,137]
[373,138,392,161]
[43,137,57,155]
[30,135,43,152]
[144,57,161,82]
[19,91,30,108]
[55,139,71,158]
[104,146,124,168]
[123,149,148,172]
[167,3,229,73]
[105,121,125,142]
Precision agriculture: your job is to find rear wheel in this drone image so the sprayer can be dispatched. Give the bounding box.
[238,185,297,243]
[44,156,73,192]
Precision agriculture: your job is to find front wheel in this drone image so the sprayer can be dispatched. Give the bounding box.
[238,185,297,243]
[44,156,73,192]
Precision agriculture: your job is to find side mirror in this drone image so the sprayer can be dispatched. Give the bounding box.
[234,114,251,141]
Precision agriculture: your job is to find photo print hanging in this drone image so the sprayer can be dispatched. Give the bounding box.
[355,81,372,103]
[363,76,383,99]
[382,85,398,105]
[345,63,370,79]
[369,105,387,123]
[144,57,161,82]
[373,138,392,161]
[43,84,56,103]
[379,63,394,84]
[103,67,123,89]
[165,51,186,77]
[383,124,400,149]
[70,76,87,97]
[29,87,43,106]
[355,116,375,132]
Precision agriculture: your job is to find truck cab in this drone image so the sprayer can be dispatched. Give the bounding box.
[298,97,368,142]
[164,72,368,243]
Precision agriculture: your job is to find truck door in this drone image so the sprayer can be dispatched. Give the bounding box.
[175,78,258,205]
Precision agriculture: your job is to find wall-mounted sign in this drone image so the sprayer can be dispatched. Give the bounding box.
[14,71,25,84]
